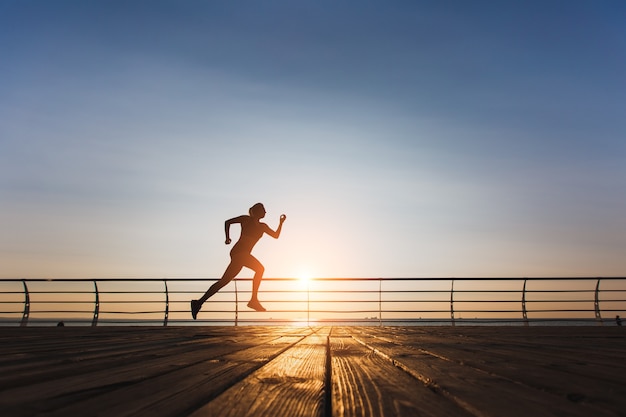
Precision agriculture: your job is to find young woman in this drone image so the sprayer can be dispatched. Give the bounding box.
[191,203,286,319]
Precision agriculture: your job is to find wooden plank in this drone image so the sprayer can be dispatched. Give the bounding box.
[330,327,474,417]
[35,333,312,417]
[0,335,208,389]
[353,327,624,417]
[375,326,626,367]
[188,327,331,417]
[0,327,206,374]
[359,326,626,380]
[0,328,228,386]
[358,326,626,409]
[0,326,308,390]
[0,327,313,417]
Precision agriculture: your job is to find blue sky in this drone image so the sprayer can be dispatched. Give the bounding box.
[1,1,625,279]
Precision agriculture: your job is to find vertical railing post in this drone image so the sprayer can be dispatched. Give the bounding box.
[450,279,455,326]
[163,279,169,327]
[92,280,100,327]
[379,277,382,327]
[522,278,529,326]
[594,278,603,325]
[234,280,239,326]
[20,280,30,327]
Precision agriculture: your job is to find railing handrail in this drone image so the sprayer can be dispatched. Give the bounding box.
[4,276,626,285]
[1,277,624,327]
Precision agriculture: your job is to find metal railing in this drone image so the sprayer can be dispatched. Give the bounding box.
[0,277,625,326]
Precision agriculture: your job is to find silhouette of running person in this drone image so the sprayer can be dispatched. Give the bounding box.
[191,203,286,319]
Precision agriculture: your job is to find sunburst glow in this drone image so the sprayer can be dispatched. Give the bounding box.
[298,270,312,282]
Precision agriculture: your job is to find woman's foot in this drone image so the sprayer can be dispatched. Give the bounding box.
[247,300,266,312]
[191,299,201,319]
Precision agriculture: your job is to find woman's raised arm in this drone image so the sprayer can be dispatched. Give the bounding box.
[264,214,287,239]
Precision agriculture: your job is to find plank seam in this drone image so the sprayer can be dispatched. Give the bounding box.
[185,327,323,416]
[324,327,333,417]
[355,330,626,417]
[366,332,609,401]
[350,335,488,417]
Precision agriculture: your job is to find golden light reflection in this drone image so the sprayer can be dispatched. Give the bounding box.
[290,318,317,327]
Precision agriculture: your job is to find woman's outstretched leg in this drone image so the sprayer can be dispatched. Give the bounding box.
[245,256,266,311]
[191,261,242,319]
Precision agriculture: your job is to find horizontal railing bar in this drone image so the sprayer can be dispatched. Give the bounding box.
[17,311,506,316]
[9,289,615,295]
[394,300,597,303]
[23,308,623,315]
[6,301,625,305]
[22,291,169,295]
[98,311,169,315]
[11,287,625,292]
[23,309,620,315]
[526,300,626,303]
[13,301,166,305]
[13,289,604,296]
[204,289,596,293]
[4,298,621,303]
[6,317,606,321]
[2,277,624,282]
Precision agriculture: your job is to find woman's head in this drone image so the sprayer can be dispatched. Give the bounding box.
[249,203,266,219]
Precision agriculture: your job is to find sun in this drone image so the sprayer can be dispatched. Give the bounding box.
[298,271,311,282]
[297,270,313,288]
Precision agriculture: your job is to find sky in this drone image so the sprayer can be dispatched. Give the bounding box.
[1,1,625,280]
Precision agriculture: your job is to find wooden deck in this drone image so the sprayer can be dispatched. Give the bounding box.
[0,326,624,417]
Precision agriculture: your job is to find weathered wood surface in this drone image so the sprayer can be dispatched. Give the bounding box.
[0,326,624,417]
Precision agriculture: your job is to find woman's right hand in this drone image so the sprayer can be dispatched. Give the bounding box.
[280,214,287,222]
[225,238,232,245]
